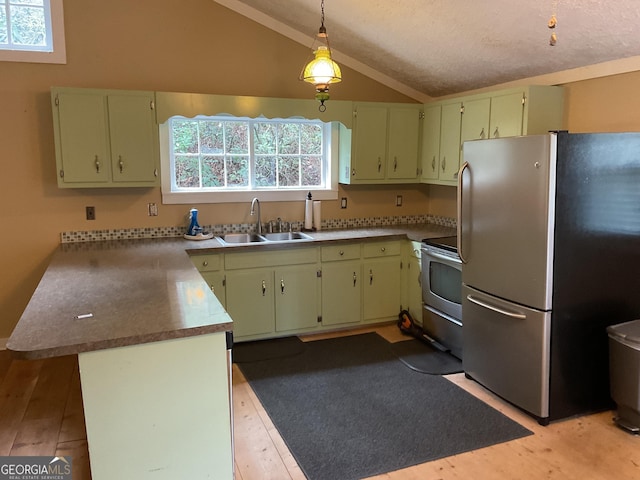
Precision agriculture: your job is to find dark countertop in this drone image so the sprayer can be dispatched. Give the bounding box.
[7,224,454,360]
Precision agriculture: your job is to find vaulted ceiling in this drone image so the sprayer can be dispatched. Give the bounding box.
[215,0,640,102]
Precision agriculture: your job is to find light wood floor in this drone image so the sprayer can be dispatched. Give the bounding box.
[1,324,639,480]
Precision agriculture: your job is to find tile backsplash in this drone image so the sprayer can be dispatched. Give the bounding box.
[60,214,456,243]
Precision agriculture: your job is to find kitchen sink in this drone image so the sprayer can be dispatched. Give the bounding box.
[216,233,268,244]
[215,231,314,245]
[263,232,314,242]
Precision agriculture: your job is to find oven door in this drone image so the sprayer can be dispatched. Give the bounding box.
[421,245,462,321]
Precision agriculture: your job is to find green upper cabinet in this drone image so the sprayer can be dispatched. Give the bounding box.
[52,87,159,188]
[342,102,422,184]
[351,104,387,180]
[387,107,421,179]
[421,85,564,186]
[438,102,463,184]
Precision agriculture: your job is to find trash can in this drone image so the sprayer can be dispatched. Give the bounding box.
[607,319,640,434]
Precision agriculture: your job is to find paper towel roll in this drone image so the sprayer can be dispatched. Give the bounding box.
[304,198,313,230]
[313,201,322,231]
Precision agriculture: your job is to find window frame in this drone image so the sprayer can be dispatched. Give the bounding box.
[160,116,340,205]
[0,0,66,64]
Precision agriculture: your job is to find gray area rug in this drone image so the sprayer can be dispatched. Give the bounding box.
[390,338,463,375]
[236,332,532,480]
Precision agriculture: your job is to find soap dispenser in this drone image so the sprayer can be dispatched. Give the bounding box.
[184,208,214,240]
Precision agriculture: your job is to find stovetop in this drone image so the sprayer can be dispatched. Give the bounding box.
[422,235,458,253]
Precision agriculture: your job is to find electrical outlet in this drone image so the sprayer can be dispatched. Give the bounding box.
[148,203,158,216]
[396,195,403,207]
[341,197,348,209]
[86,206,96,220]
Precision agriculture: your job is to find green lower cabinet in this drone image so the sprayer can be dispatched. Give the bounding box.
[200,271,226,309]
[363,257,402,322]
[274,265,320,332]
[406,256,423,324]
[321,260,362,326]
[225,269,275,338]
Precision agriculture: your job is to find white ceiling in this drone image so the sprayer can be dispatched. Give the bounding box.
[215,0,640,102]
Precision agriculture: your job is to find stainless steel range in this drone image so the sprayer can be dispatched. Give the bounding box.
[421,236,462,359]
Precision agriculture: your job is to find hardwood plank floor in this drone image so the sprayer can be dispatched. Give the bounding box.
[1,324,639,479]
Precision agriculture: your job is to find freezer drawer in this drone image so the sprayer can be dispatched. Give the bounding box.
[462,284,551,419]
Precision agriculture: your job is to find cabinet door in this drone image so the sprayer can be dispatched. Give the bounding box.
[54,91,110,185]
[387,107,420,179]
[352,105,387,180]
[321,260,362,326]
[460,97,490,164]
[439,102,462,183]
[108,93,159,184]
[489,91,524,138]
[275,265,319,332]
[225,269,275,338]
[421,105,441,181]
[200,271,226,309]
[406,256,423,324]
[363,257,401,322]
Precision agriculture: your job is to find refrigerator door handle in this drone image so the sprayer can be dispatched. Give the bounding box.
[466,294,527,319]
[457,161,469,263]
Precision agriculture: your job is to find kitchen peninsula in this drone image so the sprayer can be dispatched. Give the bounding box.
[7,223,453,480]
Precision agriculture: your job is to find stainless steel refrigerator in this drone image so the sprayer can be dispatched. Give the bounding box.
[458,131,640,425]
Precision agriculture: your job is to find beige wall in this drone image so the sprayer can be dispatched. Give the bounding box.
[2,0,640,338]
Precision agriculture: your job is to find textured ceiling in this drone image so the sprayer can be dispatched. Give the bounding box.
[216,0,640,100]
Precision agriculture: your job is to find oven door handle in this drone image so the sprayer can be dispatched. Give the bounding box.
[466,294,527,319]
[424,250,461,265]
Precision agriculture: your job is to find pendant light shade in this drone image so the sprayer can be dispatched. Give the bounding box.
[300,0,341,111]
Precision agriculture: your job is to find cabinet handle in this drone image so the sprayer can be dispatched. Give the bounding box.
[280,278,285,294]
[94,155,100,173]
[380,247,386,253]
[377,157,382,172]
[209,284,215,293]
[493,127,500,138]
[353,272,357,287]
[431,155,435,172]
[417,271,422,286]
[118,155,124,173]
[442,156,446,172]
[202,260,208,267]
[154,168,158,177]
[339,250,344,256]
[479,127,485,139]
[261,280,266,296]
[393,156,398,171]
[369,269,374,285]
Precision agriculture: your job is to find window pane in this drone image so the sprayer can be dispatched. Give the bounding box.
[255,156,276,187]
[0,9,7,45]
[300,123,322,155]
[10,5,45,46]
[278,156,300,187]
[199,121,224,154]
[302,155,322,186]
[175,156,200,188]
[278,123,300,155]
[172,120,199,154]
[202,155,224,187]
[226,156,248,186]
[254,123,276,154]
[225,122,248,154]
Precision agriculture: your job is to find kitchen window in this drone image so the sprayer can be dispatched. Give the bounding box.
[161,115,339,204]
[0,0,66,64]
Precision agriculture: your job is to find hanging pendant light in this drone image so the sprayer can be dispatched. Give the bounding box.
[300,0,342,112]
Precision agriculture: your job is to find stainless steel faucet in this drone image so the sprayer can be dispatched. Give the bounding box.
[250,197,262,234]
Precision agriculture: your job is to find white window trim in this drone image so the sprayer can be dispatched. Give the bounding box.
[0,0,66,64]
[159,120,340,204]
